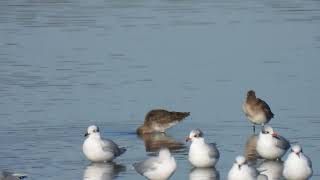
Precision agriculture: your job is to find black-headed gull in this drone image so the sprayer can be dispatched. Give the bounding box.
[243,90,274,132]
[283,145,313,180]
[227,156,267,180]
[133,148,176,180]
[256,125,290,160]
[0,170,27,180]
[136,109,190,134]
[83,125,126,162]
[186,129,220,168]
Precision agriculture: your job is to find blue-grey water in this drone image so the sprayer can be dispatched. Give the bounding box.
[0,0,320,179]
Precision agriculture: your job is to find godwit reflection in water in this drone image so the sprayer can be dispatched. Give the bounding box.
[138,132,186,152]
[244,134,259,164]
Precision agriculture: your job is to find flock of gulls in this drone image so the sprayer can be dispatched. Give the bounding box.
[1,90,313,180]
[81,90,313,180]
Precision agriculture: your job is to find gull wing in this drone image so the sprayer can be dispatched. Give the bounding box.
[208,143,220,159]
[101,139,126,157]
[306,155,312,168]
[275,136,290,151]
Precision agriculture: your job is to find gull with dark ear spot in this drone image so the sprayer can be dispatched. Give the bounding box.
[0,171,27,180]
[186,129,220,168]
[228,156,267,180]
[256,125,290,160]
[243,90,274,133]
[83,125,126,163]
[136,109,190,135]
[283,145,313,180]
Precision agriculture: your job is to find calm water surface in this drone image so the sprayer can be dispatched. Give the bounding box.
[0,0,320,179]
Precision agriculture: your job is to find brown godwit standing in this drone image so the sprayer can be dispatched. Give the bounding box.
[243,90,274,133]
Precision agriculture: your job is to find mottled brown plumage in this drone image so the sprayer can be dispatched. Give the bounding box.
[243,90,274,131]
[136,109,190,134]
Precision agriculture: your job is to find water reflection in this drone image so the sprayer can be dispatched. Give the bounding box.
[138,133,185,152]
[244,134,284,180]
[83,163,126,180]
[244,134,259,163]
[257,160,284,180]
[189,167,220,180]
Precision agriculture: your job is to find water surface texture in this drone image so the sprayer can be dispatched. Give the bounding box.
[0,0,320,179]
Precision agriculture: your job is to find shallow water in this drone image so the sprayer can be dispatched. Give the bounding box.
[0,0,320,179]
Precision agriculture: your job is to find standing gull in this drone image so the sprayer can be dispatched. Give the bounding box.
[243,90,274,132]
[83,125,126,162]
[136,109,190,134]
[256,125,290,160]
[133,148,176,180]
[186,129,220,168]
[227,156,267,180]
[0,171,27,180]
[283,145,313,180]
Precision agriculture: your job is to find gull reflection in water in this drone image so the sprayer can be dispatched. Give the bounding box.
[138,132,185,152]
[257,160,284,180]
[83,162,126,180]
[189,168,220,180]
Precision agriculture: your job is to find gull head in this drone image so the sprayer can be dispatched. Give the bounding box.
[186,129,204,142]
[85,125,100,137]
[291,144,302,158]
[235,156,247,169]
[261,125,278,138]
